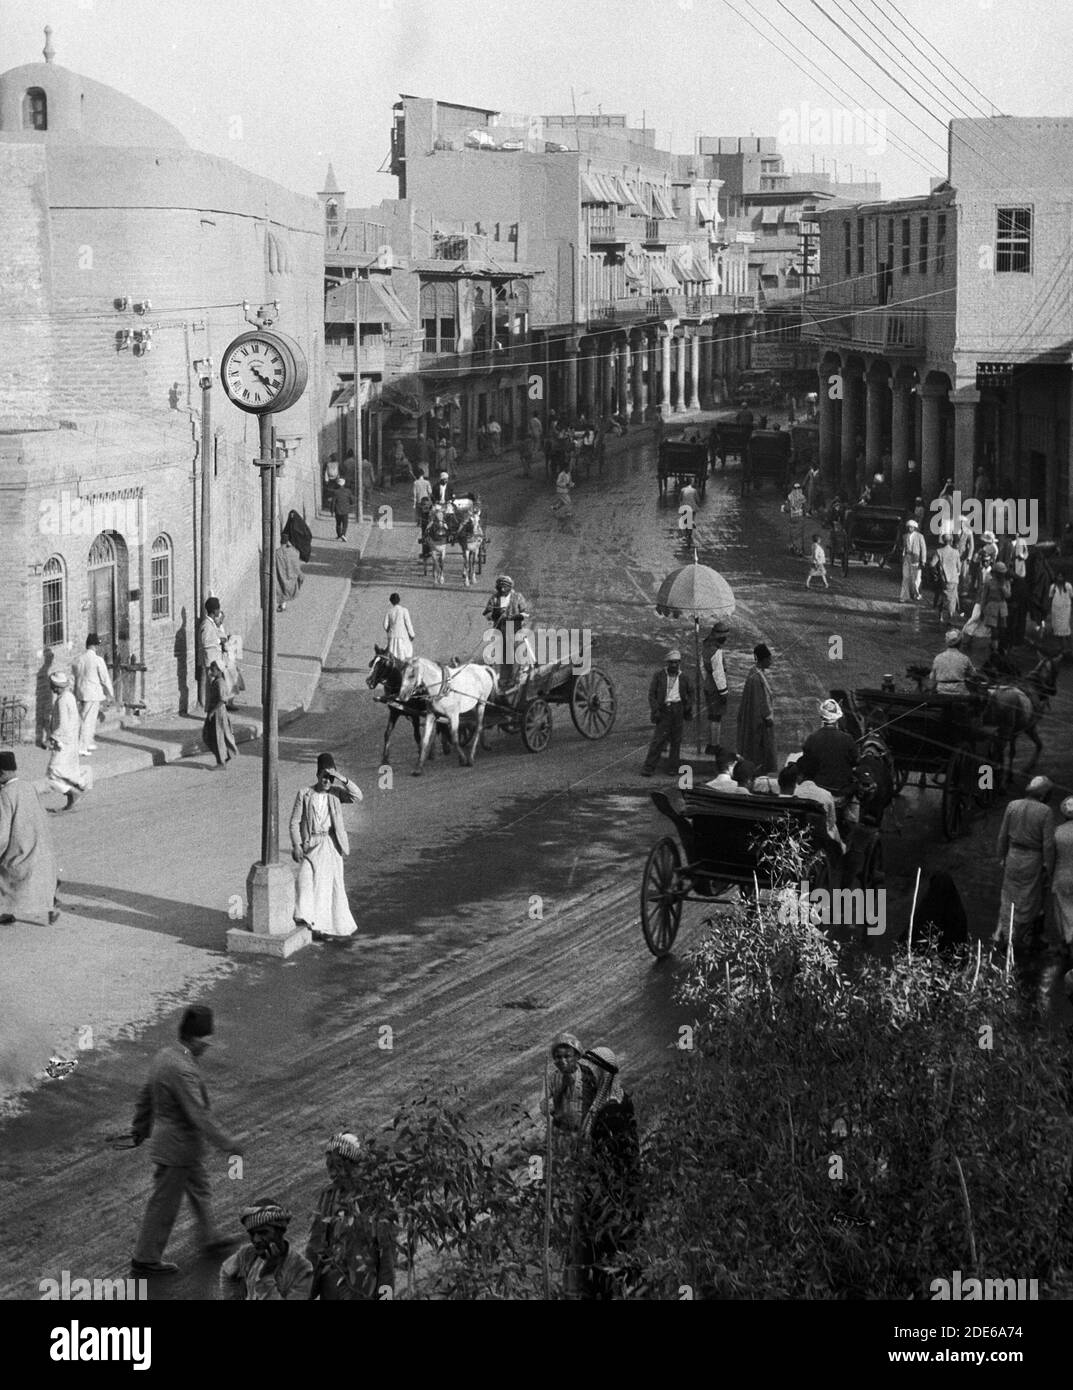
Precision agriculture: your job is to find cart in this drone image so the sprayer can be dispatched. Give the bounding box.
[639,786,884,957]
[840,505,905,575]
[741,429,792,496]
[710,419,753,469]
[471,662,617,754]
[658,437,709,505]
[845,686,998,840]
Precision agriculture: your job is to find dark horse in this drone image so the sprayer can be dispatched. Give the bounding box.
[367,646,440,766]
[977,654,1059,787]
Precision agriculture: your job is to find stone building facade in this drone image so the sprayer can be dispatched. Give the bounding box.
[0,41,324,734]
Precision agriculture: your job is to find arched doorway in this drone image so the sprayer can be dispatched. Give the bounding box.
[87,531,130,689]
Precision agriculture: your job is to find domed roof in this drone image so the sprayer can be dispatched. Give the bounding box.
[0,60,189,148]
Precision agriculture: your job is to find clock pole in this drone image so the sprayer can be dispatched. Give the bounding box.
[259,412,279,865]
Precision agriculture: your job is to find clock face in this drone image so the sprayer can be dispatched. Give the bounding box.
[223,338,288,411]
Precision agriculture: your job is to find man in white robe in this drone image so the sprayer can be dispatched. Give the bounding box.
[290,753,362,938]
[0,750,60,925]
[46,672,88,810]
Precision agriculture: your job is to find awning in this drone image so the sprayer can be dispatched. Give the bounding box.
[330,378,374,409]
[760,206,781,225]
[691,249,714,282]
[696,197,723,225]
[625,245,648,284]
[581,172,608,204]
[623,180,648,215]
[325,277,411,326]
[609,175,635,207]
[651,187,675,219]
[783,207,802,224]
[649,260,678,291]
[588,172,618,204]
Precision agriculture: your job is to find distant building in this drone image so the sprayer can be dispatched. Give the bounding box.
[802,116,1073,529]
[0,31,324,728]
[385,96,758,428]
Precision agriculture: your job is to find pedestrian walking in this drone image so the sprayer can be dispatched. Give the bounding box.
[383,592,415,661]
[130,1004,243,1276]
[202,663,238,769]
[273,535,303,613]
[553,464,575,523]
[782,482,806,555]
[391,439,408,483]
[736,644,777,775]
[803,465,819,514]
[993,775,1056,953]
[332,477,353,541]
[322,451,340,509]
[899,519,927,602]
[486,417,502,456]
[523,412,543,477]
[412,468,432,527]
[1049,796,1073,961]
[0,750,60,926]
[306,1133,396,1300]
[197,596,225,708]
[72,633,114,755]
[220,1198,313,1301]
[700,621,730,754]
[979,560,1010,655]
[805,534,829,590]
[45,672,87,811]
[641,649,693,778]
[933,535,962,622]
[290,753,362,939]
[573,1047,642,1301]
[1048,575,1072,659]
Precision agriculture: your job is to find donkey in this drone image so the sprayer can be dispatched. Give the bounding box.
[980,654,1059,787]
[454,503,483,589]
[397,656,497,775]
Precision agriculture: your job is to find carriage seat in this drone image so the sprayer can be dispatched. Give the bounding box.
[657,787,829,885]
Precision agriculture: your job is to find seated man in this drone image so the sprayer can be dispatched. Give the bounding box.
[787,756,845,853]
[801,698,859,827]
[705,747,753,795]
[928,629,977,695]
[220,1198,313,1301]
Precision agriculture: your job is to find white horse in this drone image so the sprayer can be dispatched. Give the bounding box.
[397,656,497,774]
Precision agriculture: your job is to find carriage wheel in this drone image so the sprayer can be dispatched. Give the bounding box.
[569,668,617,740]
[521,697,552,753]
[640,837,683,958]
[479,725,495,751]
[941,747,972,840]
[861,833,884,890]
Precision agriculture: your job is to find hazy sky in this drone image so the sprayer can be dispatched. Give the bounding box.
[2,0,1067,207]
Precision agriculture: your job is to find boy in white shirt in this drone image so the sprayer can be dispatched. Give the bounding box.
[806,533,829,590]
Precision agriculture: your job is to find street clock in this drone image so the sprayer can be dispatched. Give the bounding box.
[220,330,308,414]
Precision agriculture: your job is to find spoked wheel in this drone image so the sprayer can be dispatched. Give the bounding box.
[861,833,885,890]
[640,837,683,958]
[569,668,617,739]
[941,747,972,840]
[521,697,552,753]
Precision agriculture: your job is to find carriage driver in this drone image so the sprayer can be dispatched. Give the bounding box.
[800,698,860,832]
[927,630,978,696]
[483,575,530,690]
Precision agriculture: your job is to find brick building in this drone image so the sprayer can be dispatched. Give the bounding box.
[802,116,1073,528]
[386,98,758,428]
[0,35,324,734]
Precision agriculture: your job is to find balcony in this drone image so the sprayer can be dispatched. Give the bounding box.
[326,339,386,374]
[325,222,388,255]
[800,302,927,354]
[586,292,759,324]
[585,212,646,244]
[644,217,689,243]
[419,339,529,373]
[586,295,663,324]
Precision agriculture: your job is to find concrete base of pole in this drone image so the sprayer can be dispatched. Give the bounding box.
[228,861,309,958]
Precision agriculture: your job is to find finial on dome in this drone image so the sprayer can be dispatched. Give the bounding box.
[43,25,55,64]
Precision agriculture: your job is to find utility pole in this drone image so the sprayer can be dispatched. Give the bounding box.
[193,357,214,710]
[352,271,364,524]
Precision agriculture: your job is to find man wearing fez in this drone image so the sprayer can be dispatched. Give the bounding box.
[220,1198,313,1301]
[0,749,60,925]
[130,1004,243,1275]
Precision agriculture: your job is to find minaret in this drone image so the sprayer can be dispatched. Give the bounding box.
[43,25,55,63]
[318,163,345,226]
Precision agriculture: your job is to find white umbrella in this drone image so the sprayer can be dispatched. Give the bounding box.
[656,555,736,756]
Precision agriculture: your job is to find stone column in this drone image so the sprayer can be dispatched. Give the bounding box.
[616,338,630,417]
[840,361,863,497]
[712,327,726,403]
[890,373,913,508]
[920,382,946,502]
[631,331,646,421]
[580,339,597,420]
[600,341,615,420]
[865,367,886,482]
[951,386,980,499]
[674,333,687,412]
[563,339,579,421]
[818,365,839,494]
[699,332,713,409]
[660,329,673,418]
[688,333,702,411]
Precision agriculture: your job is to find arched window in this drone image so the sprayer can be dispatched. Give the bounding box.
[23,87,47,131]
[150,535,172,619]
[420,280,457,353]
[326,198,339,223]
[42,555,66,647]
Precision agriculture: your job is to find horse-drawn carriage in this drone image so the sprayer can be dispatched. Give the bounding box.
[710,417,753,469]
[741,429,792,496]
[825,505,905,576]
[368,647,617,774]
[845,686,998,840]
[418,494,487,585]
[657,435,710,505]
[790,422,819,475]
[639,782,886,958]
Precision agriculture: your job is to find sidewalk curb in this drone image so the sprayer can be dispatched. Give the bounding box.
[30,519,375,797]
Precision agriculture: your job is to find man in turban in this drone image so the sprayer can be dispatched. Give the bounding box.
[928,630,978,696]
[993,775,1056,953]
[900,518,927,603]
[220,1198,313,1301]
[45,672,88,811]
[130,1005,244,1275]
[305,1133,396,1300]
[801,698,859,826]
[0,750,60,925]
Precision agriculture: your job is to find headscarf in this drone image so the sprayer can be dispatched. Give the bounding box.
[325,1132,361,1161]
[1026,776,1053,799]
[818,698,842,724]
[240,1197,292,1232]
[49,671,69,689]
[579,1047,625,1139]
[550,1031,583,1057]
[1061,796,1073,820]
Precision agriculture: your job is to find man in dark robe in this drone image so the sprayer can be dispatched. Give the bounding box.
[0,750,60,925]
[736,643,777,774]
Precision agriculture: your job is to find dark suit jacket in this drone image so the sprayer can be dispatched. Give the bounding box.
[431,484,454,505]
[649,669,694,721]
[132,1044,237,1165]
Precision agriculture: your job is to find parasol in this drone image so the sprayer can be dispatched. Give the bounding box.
[655,555,736,758]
